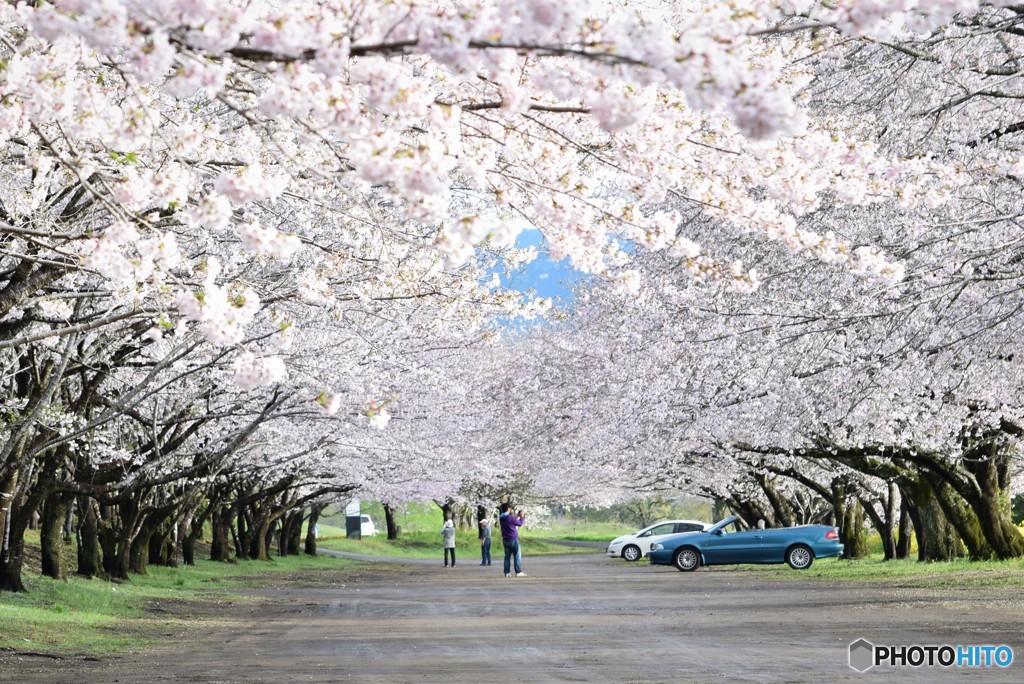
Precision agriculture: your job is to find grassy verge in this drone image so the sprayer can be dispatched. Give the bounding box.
[0,544,350,656]
[308,508,625,558]
[730,554,1024,588]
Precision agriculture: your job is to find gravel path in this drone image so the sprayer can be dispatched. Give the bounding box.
[4,552,1022,683]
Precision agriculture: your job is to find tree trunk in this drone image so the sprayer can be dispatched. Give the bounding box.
[263,519,277,560]
[859,493,895,561]
[901,480,963,561]
[961,449,1024,559]
[884,482,899,560]
[384,503,398,540]
[182,529,197,566]
[129,522,155,576]
[235,509,251,560]
[76,496,102,578]
[973,484,1024,558]
[211,505,232,562]
[304,504,324,556]
[921,471,992,559]
[831,479,868,560]
[40,491,73,580]
[110,532,133,580]
[476,504,488,538]
[148,523,175,568]
[286,511,302,555]
[722,490,770,529]
[108,544,131,581]
[842,499,869,559]
[184,500,214,566]
[98,509,118,577]
[0,471,17,575]
[896,496,913,560]
[436,499,453,525]
[756,473,795,527]
[0,495,29,592]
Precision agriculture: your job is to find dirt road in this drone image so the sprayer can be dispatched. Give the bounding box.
[4,552,1023,683]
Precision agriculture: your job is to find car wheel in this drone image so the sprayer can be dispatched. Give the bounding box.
[673,547,701,572]
[786,544,814,570]
[622,545,642,562]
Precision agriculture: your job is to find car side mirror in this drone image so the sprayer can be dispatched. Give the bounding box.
[713,529,723,536]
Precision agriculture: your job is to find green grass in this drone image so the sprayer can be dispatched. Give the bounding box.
[0,543,351,655]
[313,527,597,558]
[541,519,630,542]
[731,554,1024,588]
[307,503,623,558]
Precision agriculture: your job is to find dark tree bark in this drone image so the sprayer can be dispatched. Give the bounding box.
[98,509,118,577]
[148,522,176,568]
[0,495,30,592]
[76,496,102,577]
[304,504,325,556]
[901,480,963,561]
[129,521,155,576]
[919,471,992,559]
[435,498,454,525]
[755,473,795,527]
[843,500,869,559]
[384,502,399,540]
[858,483,898,560]
[40,491,74,580]
[235,509,251,560]
[183,499,215,566]
[896,496,913,560]
[830,479,868,560]
[722,489,771,529]
[959,442,1024,559]
[476,504,488,538]
[281,509,302,556]
[211,504,232,562]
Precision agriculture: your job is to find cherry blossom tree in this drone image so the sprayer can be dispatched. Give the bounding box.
[6,0,1024,591]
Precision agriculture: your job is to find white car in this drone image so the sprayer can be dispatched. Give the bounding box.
[360,514,378,537]
[606,520,710,562]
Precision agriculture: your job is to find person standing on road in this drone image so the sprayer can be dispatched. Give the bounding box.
[479,517,492,566]
[499,503,526,577]
[442,518,456,567]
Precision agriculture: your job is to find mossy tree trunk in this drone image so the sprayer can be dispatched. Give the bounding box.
[40,491,74,580]
[76,495,102,578]
[900,479,963,561]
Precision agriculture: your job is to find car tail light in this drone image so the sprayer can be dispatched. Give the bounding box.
[825,529,839,540]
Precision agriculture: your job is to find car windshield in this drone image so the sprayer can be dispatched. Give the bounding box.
[710,517,746,535]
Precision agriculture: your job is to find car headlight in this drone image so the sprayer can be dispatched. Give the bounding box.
[650,543,663,551]
[609,540,623,546]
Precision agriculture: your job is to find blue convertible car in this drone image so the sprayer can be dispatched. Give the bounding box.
[648,516,843,571]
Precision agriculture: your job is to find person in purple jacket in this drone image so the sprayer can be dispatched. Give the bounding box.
[499,502,526,577]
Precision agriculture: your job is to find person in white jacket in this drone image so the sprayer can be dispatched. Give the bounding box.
[442,518,456,567]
